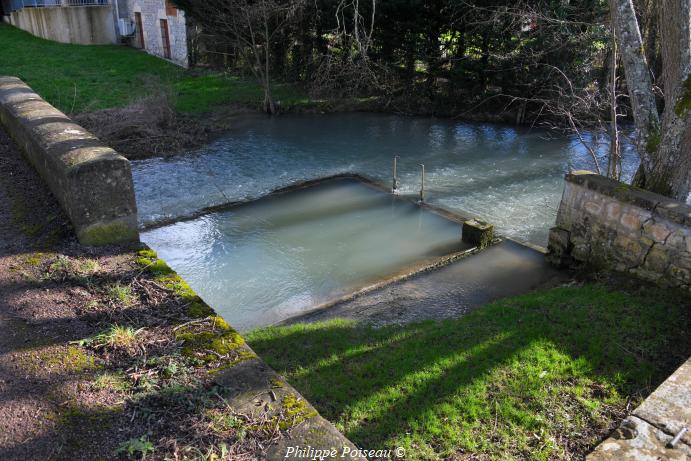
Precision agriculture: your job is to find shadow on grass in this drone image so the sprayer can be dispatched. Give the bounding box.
[247,284,691,459]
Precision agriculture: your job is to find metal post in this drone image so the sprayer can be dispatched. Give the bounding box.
[392,155,400,193]
[419,163,425,202]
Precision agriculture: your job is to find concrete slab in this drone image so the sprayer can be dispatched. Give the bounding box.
[587,415,690,461]
[284,239,569,326]
[633,357,691,447]
[588,357,691,460]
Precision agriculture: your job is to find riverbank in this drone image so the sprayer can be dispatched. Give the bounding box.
[0,23,531,160]
[0,126,345,460]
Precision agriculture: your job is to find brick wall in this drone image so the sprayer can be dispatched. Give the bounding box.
[548,171,691,291]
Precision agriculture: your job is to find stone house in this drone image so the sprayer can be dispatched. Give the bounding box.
[1,0,189,67]
[119,0,188,67]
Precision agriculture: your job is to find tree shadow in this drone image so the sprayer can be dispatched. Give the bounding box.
[247,284,691,455]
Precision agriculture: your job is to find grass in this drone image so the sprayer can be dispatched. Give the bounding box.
[92,371,131,392]
[0,23,307,114]
[247,284,691,461]
[76,324,143,351]
[106,282,136,306]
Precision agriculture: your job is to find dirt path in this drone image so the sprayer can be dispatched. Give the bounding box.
[0,128,319,460]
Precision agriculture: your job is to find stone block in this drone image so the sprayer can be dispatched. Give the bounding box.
[620,211,643,232]
[586,415,690,461]
[656,196,691,227]
[0,77,139,245]
[605,200,622,222]
[642,220,672,243]
[584,199,603,215]
[633,357,691,447]
[613,235,646,266]
[547,227,570,253]
[642,246,671,274]
[571,243,590,262]
[462,219,494,248]
[665,228,688,251]
[547,227,571,265]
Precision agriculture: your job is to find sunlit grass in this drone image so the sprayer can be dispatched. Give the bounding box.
[0,24,307,114]
[247,284,690,460]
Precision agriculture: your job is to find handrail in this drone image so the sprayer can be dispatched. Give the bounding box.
[8,0,109,12]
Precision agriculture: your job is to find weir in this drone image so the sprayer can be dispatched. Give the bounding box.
[142,176,483,331]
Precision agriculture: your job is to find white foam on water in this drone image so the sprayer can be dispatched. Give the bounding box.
[132,113,639,246]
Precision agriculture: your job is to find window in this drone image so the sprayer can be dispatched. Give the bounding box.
[165,0,177,17]
[160,19,171,59]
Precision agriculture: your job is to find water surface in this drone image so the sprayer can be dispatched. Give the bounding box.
[132,113,638,244]
[141,178,471,331]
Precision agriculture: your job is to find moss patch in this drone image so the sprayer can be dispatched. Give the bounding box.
[78,221,138,246]
[136,248,215,318]
[31,346,100,374]
[674,76,691,117]
[22,252,47,266]
[279,394,319,429]
[175,318,245,362]
[645,123,661,154]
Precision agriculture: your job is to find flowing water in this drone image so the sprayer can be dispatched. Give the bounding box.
[132,113,638,245]
[141,178,472,331]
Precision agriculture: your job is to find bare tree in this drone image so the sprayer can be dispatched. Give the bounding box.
[607,0,622,180]
[180,0,305,114]
[612,0,691,200]
[310,0,389,98]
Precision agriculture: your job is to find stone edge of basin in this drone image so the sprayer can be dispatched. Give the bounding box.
[565,170,691,227]
[586,356,691,460]
[138,246,366,461]
[0,76,139,246]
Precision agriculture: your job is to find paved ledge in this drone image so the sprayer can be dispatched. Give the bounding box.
[0,76,138,245]
[138,248,365,461]
[587,357,691,460]
[214,360,365,460]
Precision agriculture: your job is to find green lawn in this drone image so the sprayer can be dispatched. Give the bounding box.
[247,284,690,461]
[0,23,306,114]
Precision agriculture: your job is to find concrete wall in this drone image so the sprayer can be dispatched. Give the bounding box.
[128,0,187,67]
[548,171,691,291]
[0,76,139,246]
[6,5,117,44]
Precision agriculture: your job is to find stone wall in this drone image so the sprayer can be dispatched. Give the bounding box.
[128,0,188,67]
[6,5,117,45]
[0,76,139,246]
[548,171,691,291]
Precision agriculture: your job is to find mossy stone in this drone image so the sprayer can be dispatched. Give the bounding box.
[462,219,494,249]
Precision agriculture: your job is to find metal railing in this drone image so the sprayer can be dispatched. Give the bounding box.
[9,0,108,11]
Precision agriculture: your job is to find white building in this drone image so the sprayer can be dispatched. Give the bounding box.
[1,0,189,67]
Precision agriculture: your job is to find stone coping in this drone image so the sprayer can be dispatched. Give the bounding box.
[138,247,366,460]
[566,170,691,227]
[587,357,691,460]
[0,76,139,245]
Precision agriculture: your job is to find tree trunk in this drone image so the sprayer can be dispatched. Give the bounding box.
[644,0,691,200]
[612,0,690,200]
[611,0,659,175]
